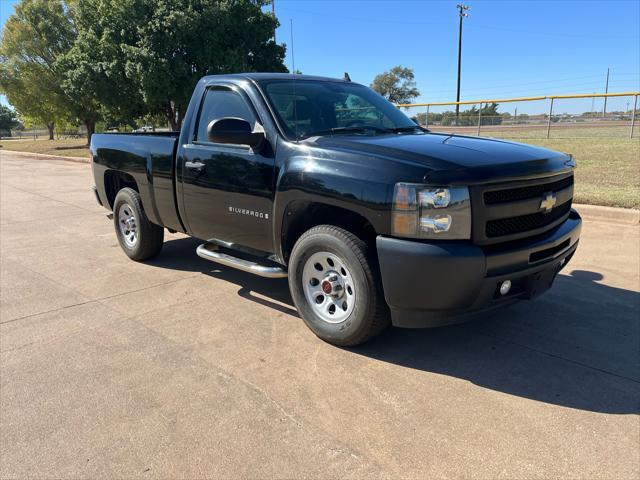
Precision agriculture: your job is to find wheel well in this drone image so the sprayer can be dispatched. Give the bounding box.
[104,170,138,209]
[281,201,377,263]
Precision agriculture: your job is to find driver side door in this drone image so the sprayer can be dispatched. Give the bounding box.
[180,85,275,254]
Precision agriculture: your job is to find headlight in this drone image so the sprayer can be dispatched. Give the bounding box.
[391,184,471,239]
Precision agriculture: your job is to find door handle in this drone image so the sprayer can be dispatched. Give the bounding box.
[185,161,206,172]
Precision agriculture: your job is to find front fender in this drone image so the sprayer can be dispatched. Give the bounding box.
[272,151,393,263]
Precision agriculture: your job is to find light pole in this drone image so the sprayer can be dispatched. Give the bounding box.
[603,67,610,117]
[455,4,470,125]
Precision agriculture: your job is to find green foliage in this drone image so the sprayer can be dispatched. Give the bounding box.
[63,0,287,130]
[414,112,444,125]
[2,0,286,136]
[0,0,73,134]
[0,105,20,135]
[58,0,145,128]
[413,104,504,127]
[370,66,420,104]
[440,103,503,126]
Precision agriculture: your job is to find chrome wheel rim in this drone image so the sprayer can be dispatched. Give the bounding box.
[118,203,138,248]
[302,251,355,323]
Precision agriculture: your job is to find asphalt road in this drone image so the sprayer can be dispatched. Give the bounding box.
[1,152,638,479]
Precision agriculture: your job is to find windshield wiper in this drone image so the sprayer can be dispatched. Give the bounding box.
[298,124,426,140]
[388,125,425,133]
[299,125,390,139]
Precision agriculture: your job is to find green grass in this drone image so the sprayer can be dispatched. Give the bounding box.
[485,128,640,209]
[0,139,89,158]
[2,130,639,208]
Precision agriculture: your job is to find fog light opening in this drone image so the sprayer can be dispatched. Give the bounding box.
[499,280,512,296]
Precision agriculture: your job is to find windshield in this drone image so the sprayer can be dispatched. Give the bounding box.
[259,79,421,140]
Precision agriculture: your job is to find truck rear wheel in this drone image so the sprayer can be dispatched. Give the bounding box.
[288,225,389,346]
[113,188,164,261]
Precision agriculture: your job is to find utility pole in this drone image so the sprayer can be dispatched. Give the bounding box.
[603,67,610,116]
[455,4,470,125]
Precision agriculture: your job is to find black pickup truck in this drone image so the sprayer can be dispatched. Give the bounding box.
[91,73,581,346]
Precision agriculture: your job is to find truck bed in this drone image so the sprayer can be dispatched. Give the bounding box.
[91,132,183,232]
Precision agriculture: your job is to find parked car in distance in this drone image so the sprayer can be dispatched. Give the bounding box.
[90,73,581,346]
[132,125,155,133]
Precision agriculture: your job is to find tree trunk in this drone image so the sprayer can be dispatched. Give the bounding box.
[165,107,178,132]
[47,123,55,140]
[176,106,185,131]
[84,120,96,145]
[164,102,182,132]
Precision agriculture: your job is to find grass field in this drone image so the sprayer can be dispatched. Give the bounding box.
[490,128,638,209]
[0,138,89,158]
[1,129,639,208]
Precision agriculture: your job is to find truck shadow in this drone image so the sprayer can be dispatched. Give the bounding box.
[355,269,639,415]
[151,236,639,415]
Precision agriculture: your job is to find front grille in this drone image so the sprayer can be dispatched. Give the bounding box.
[471,173,574,244]
[484,175,573,205]
[486,200,572,238]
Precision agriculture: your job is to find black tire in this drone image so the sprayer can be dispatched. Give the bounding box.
[113,187,164,261]
[288,225,390,346]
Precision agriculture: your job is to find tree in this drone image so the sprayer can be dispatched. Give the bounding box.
[370,66,420,105]
[0,105,19,136]
[64,0,287,131]
[0,0,100,143]
[0,0,71,139]
[414,111,443,126]
[0,64,66,140]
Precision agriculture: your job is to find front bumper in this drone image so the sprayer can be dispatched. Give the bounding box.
[376,209,582,328]
[91,185,103,207]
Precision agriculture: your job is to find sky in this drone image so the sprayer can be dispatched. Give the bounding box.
[1,0,639,114]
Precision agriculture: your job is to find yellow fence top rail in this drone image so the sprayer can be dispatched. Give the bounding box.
[396,91,640,108]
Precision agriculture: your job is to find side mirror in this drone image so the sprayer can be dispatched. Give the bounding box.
[207,118,264,151]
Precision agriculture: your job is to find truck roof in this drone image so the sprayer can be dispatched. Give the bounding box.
[200,72,350,84]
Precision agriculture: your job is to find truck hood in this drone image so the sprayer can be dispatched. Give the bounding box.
[307,132,574,183]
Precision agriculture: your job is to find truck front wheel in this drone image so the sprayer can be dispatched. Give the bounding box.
[113,188,164,261]
[288,225,389,346]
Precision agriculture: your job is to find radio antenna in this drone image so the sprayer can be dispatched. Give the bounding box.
[290,19,296,76]
[290,18,299,143]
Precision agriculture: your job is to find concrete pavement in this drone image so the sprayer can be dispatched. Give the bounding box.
[1,152,638,479]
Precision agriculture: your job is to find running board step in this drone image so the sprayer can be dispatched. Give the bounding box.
[196,243,287,278]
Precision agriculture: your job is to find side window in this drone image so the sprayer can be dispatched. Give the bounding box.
[196,87,255,142]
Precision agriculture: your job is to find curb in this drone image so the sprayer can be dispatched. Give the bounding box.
[573,203,640,225]
[1,149,638,225]
[0,149,89,164]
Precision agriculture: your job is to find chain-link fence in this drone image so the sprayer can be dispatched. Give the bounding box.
[1,127,87,141]
[3,92,638,141]
[399,92,639,139]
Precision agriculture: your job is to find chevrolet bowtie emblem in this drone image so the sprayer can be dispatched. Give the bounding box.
[540,192,557,212]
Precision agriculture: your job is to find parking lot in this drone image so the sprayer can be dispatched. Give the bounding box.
[1,152,638,478]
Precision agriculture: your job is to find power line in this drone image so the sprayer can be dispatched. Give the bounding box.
[278,5,639,40]
[463,74,639,91]
[422,79,639,97]
[467,22,636,40]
